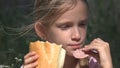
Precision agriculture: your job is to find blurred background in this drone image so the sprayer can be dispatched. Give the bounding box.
[0,0,120,68]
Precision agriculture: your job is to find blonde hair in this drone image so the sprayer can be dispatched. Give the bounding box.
[33,0,88,27]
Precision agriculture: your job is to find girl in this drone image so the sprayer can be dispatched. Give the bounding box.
[22,0,113,68]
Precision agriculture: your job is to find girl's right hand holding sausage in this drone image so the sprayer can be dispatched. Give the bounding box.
[23,51,39,68]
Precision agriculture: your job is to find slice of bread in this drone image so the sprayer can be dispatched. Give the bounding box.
[29,41,66,68]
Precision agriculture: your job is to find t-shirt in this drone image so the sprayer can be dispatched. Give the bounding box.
[89,57,101,68]
[21,57,101,68]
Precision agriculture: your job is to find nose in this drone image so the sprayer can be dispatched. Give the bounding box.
[71,27,81,41]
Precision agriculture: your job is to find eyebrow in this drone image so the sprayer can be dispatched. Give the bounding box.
[55,17,88,25]
[55,21,73,26]
[56,20,73,24]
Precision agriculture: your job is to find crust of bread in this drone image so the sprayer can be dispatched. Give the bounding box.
[29,41,65,68]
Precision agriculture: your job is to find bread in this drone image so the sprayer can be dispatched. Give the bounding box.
[29,41,66,68]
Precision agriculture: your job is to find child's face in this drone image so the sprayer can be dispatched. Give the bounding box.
[46,1,88,56]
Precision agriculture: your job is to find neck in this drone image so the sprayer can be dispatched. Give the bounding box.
[63,55,79,68]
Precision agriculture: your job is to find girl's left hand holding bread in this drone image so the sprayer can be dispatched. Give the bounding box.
[23,51,39,68]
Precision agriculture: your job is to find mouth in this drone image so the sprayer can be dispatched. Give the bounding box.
[68,44,83,50]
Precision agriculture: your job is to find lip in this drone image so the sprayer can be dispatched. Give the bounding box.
[68,44,82,49]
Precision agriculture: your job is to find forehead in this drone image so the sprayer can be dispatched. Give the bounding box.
[39,0,88,27]
[55,1,88,23]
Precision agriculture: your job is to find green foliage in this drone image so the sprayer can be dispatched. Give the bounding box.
[0,0,120,68]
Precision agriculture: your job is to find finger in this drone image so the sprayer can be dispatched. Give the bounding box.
[83,48,99,57]
[96,38,105,42]
[83,45,100,56]
[84,42,110,58]
[90,38,97,44]
[24,54,39,65]
[90,38,104,45]
[83,45,100,62]
[90,39,110,52]
[23,60,38,68]
[83,45,98,51]
[92,38,109,47]
[24,51,36,59]
[93,40,110,52]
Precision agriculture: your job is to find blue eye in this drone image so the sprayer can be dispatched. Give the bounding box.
[79,21,87,27]
[80,23,86,26]
[60,24,70,30]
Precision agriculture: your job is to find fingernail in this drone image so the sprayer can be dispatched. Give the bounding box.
[91,49,98,54]
[31,51,36,54]
[84,45,88,48]
[36,55,39,58]
[82,48,86,50]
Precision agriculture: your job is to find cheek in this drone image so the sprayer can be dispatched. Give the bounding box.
[54,34,68,44]
[83,30,87,38]
[46,30,67,44]
[81,28,87,36]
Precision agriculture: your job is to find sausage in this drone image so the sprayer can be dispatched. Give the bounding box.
[73,49,88,59]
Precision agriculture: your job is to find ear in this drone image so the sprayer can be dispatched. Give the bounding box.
[34,22,47,39]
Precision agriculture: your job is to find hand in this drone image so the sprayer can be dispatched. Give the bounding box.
[23,51,39,68]
[83,38,113,68]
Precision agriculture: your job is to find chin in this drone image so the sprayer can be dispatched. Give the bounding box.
[66,51,74,57]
